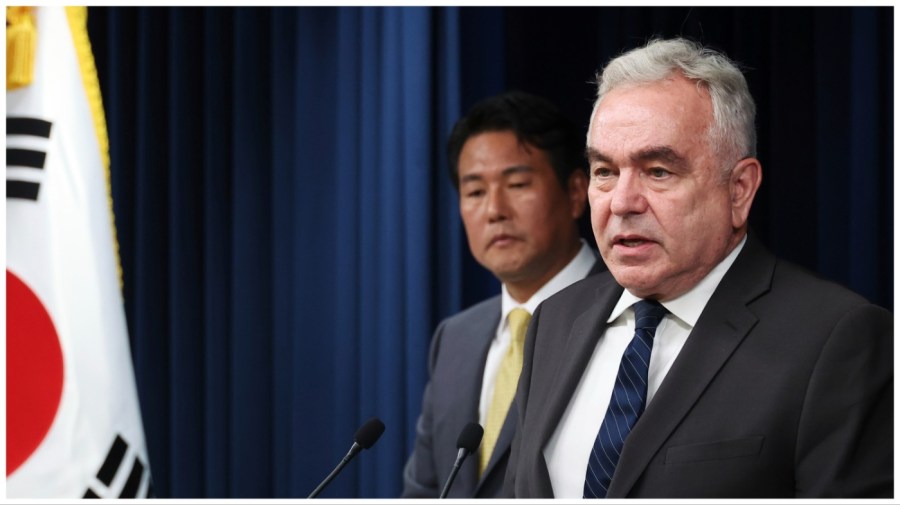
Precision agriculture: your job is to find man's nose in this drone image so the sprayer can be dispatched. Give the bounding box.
[609,171,648,216]
[486,186,510,222]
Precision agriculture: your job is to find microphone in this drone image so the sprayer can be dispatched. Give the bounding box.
[439,422,483,499]
[307,417,385,498]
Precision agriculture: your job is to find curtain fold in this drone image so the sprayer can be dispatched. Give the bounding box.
[86,6,891,498]
[91,6,479,497]
[200,8,234,498]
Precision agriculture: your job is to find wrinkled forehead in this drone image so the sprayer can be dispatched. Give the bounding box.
[588,78,714,153]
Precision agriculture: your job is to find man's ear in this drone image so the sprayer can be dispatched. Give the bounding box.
[729,157,762,229]
[567,169,589,219]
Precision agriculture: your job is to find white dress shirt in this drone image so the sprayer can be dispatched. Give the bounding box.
[544,236,747,497]
[477,241,597,428]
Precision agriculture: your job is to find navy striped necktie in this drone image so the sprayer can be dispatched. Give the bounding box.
[584,299,668,498]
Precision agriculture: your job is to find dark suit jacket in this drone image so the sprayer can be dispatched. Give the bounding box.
[403,260,605,498]
[505,234,893,498]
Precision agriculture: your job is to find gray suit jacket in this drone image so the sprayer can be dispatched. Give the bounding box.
[505,234,893,498]
[403,260,605,498]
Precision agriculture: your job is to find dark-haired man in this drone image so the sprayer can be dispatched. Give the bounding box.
[402,91,605,498]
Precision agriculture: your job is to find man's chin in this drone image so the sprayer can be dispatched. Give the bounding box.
[488,261,535,284]
[480,252,526,275]
[491,266,528,282]
[609,269,663,298]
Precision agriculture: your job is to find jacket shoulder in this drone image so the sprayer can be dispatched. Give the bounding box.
[440,295,502,328]
[540,270,618,310]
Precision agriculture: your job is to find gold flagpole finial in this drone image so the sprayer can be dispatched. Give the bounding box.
[7,6,36,90]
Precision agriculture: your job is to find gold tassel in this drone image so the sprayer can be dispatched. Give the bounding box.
[7,6,36,90]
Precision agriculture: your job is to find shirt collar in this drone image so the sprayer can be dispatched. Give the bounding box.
[607,235,747,326]
[501,240,598,325]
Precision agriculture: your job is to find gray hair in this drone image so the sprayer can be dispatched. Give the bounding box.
[590,38,757,170]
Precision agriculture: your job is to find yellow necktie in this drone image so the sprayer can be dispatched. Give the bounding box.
[480,307,531,475]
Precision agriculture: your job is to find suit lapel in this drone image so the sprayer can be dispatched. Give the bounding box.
[535,278,624,451]
[478,260,608,493]
[607,234,776,497]
[454,301,500,496]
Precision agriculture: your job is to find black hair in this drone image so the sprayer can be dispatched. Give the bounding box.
[446,91,584,190]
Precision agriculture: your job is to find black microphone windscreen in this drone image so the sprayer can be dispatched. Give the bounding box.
[456,423,484,453]
[353,417,385,449]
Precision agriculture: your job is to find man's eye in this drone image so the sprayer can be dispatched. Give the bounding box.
[509,180,530,189]
[465,189,485,198]
[649,167,670,178]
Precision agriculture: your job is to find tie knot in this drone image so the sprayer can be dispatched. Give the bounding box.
[633,299,668,331]
[508,308,531,346]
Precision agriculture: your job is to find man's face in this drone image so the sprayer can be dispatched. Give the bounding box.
[458,130,585,293]
[587,75,753,300]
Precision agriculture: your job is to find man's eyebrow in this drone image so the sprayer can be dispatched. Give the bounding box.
[501,165,533,177]
[634,146,686,168]
[585,147,611,164]
[460,173,483,185]
[586,146,688,169]
[460,165,533,185]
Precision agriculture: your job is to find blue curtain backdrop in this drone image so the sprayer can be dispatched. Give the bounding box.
[86,6,892,498]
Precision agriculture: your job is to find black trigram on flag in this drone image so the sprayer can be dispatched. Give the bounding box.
[83,434,154,498]
[7,116,52,201]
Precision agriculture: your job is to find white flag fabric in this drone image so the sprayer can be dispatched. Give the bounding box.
[6,6,152,498]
